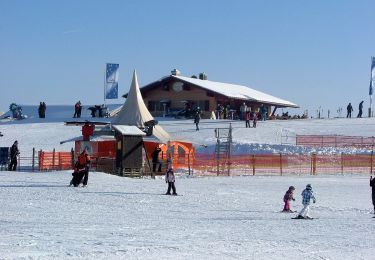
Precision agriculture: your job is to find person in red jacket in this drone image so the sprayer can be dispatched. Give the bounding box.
[70,149,91,187]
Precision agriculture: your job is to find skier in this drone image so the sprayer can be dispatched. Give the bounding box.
[240,102,247,120]
[8,140,19,171]
[245,108,251,128]
[253,111,258,128]
[282,186,296,212]
[165,168,177,195]
[370,176,375,215]
[70,149,90,187]
[295,184,316,219]
[357,101,364,118]
[346,102,353,118]
[194,107,201,131]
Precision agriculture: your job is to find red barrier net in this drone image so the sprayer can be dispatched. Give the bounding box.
[296,135,375,148]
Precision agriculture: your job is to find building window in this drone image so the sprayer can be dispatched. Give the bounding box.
[195,100,209,111]
[148,101,164,111]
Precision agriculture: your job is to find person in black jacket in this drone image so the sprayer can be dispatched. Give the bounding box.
[346,103,353,118]
[194,107,201,131]
[370,176,375,215]
[151,146,162,173]
[8,140,19,171]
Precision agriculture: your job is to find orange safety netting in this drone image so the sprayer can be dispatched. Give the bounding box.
[191,153,375,176]
[296,135,375,148]
[39,151,72,170]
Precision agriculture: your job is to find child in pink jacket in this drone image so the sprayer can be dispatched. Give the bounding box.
[282,186,295,212]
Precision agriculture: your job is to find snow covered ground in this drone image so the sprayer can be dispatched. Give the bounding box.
[0,172,373,259]
[0,111,375,259]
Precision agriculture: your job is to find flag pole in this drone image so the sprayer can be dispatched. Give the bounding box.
[104,63,107,108]
[370,57,374,117]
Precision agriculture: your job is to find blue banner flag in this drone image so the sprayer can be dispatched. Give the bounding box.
[105,63,119,99]
[370,57,375,96]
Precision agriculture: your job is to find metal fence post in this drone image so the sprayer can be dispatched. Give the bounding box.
[52,148,55,170]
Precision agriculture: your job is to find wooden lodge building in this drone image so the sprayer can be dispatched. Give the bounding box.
[124,69,298,119]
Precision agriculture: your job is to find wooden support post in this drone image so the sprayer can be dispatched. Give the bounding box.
[341,152,344,175]
[311,153,317,175]
[252,154,256,176]
[370,150,373,175]
[279,153,283,176]
[70,148,75,168]
[32,148,35,172]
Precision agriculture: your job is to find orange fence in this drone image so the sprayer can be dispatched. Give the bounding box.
[191,153,374,176]
[296,135,375,148]
[39,151,73,170]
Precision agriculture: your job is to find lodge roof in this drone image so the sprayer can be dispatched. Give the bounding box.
[138,75,298,108]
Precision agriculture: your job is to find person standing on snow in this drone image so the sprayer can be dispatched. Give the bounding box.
[8,140,20,171]
[282,186,296,213]
[370,176,375,215]
[245,108,251,128]
[194,107,201,131]
[73,101,82,118]
[357,101,364,118]
[165,168,177,195]
[346,102,353,118]
[296,184,316,219]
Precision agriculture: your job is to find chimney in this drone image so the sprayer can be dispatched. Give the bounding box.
[171,69,181,76]
[199,72,207,80]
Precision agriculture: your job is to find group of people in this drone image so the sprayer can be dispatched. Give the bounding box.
[346,101,364,118]
[283,180,375,218]
[244,108,258,128]
[282,184,316,219]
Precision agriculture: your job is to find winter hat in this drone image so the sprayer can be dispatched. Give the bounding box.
[306,184,312,190]
[289,186,295,190]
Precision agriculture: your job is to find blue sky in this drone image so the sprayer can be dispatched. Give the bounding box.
[1,0,374,117]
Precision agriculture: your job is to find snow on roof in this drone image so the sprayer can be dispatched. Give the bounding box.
[172,75,298,108]
[112,125,146,136]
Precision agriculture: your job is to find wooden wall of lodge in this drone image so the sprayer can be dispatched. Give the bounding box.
[142,81,271,118]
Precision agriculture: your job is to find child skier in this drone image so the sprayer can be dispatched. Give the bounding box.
[282,186,296,212]
[165,168,177,195]
[296,184,316,219]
